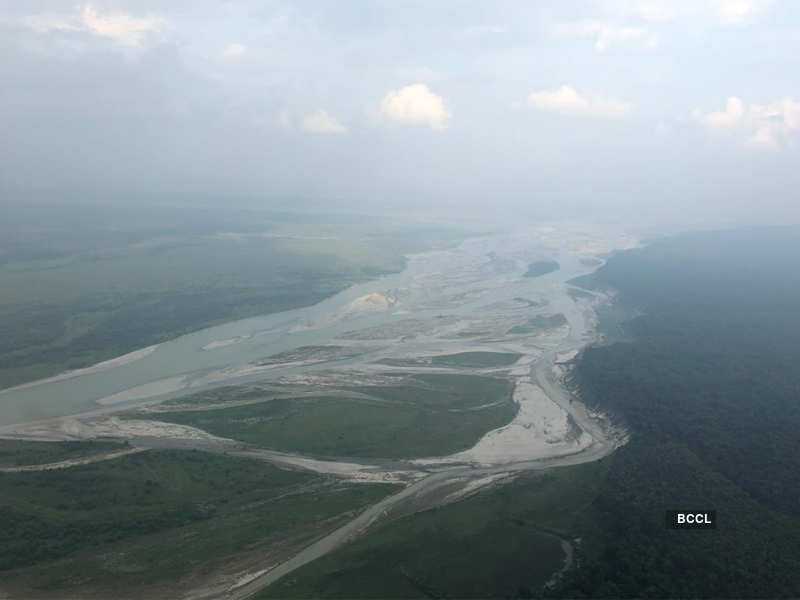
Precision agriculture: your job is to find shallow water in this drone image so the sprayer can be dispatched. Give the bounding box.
[0,226,618,427]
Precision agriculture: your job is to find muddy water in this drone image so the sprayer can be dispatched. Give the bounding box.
[0,227,612,427]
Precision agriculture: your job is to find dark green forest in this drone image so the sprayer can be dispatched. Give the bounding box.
[524,260,560,278]
[555,227,800,598]
[0,448,395,595]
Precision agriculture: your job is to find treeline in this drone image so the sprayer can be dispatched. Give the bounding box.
[553,227,800,598]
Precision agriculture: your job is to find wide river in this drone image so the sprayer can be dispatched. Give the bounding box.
[0,226,623,428]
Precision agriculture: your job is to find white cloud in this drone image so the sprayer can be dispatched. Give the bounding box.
[379,84,451,130]
[21,4,161,46]
[222,43,246,58]
[455,25,506,39]
[301,110,347,134]
[527,85,632,118]
[714,0,770,24]
[748,96,800,148]
[751,97,800,130]
[638,2,677,22]
[748,125,777,148]
[703,96,745,128]
[631,1,772,28]
[697,95,800,149]
[80,4,161,46]
[22,13,81,33]
[552,20,651,52]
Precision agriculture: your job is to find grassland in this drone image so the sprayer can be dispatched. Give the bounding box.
[0,233,397,389]
[0,447,396,597]
[256,345,363,366]
[258,460,611,599]
[0,439,127,468]
[507,314,567,334]
[524,260,560,278]
[149,374,516,458]
[159,383,281,408]
[0,203,472,390]
[377,351,522,369]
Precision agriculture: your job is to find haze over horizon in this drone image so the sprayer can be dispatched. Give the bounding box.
[2,0,799,227]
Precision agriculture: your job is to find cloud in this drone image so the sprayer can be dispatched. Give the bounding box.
[21,4,161,46]
[22,13,81,33]
[751,96,800,129]
[552,20,654,52]
[80,4,161,46]
[301,110,347,134]
[749,97,800,147]
[379,84,451,130]
[697,95,800,148]
[703,96,745,128]
[222,43,246,58]
[748,125,777,148]
[714,0,771,24]
[455,25,506,39]
[638,2,678,22]
[633,1,771,28]
[527,85,632,118]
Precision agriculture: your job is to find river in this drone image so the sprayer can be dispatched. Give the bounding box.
[0,225,627,428]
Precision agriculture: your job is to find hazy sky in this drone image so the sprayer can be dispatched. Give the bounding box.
[2,1,799,225]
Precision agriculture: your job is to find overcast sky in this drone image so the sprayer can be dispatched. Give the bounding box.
[2,1,799,225]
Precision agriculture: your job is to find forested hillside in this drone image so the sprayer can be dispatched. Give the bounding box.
[556,227,800,598]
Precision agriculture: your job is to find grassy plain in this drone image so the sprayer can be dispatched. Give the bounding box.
[0,439,127,468]
[0,204,471,389]
[507,314,567,334]
[258,460,610,599]
[0,447,396,597]
[524,260,560,278]
[151,374,515,458]
[377,351,522,369]
[159,383,282,408]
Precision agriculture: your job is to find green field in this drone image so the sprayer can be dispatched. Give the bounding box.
[256,345,363,366]
[159,382,283,408]
[0,447,396,597]
[0,439,127,468]
[258,461,610,599]
[149,374,516,458]
[0,204,472,389]
[377,351,522,369]
[507,314,567,334]
[524,260,560,278]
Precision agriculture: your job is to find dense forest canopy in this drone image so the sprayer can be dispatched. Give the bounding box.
[557,227,800,598]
